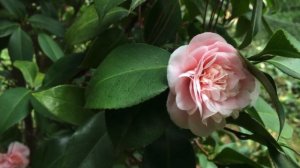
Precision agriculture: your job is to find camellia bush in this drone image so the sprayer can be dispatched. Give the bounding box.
[0,0,300,167]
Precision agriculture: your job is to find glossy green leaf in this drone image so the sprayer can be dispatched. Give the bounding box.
[0,20,19,38]
[144,0,181,45]
[42,53,85,88]
[130,0,146,11]
[38,33,64,62]
[8,28,34,62]
[65,5,128,45]
[239,0,263,49]
[0,0,26,19]
[29,14,64,37]
[214,148,263,168]
[85,43,170,109]
[32,85,94,125]
[106,93,167,150]
[13,60,38,87]
[62,112,114,168]
[244,58,285,135]
[81,28,125,68]
[0,88,31,135]
[267,57,300,79]
[94,0,125,20]
[142,128,196,168]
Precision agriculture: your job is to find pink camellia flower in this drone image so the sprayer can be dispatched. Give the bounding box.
[0,142,30,168]
[167,32,259,136]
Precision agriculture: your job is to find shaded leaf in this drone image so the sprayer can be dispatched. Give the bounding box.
[130,0,146,11]
[13,60,38,87]
[29,14,64,37]
[85,43,170,109]
[94,0,125,21]
[0,88,31,135]
[38,33,64,62]
[0,0,26,19]
[0,20,19,38]
[32,85,94,125]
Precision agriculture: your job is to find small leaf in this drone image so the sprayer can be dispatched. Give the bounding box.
[32,85,94,125]
[0,88,31,135]
[94,0,125,21]
[85,43,170,109]
[38,33,64,62]
[0,0,26,19]
[81,28,126,68]
[42,53,85,88]
[0,20,19,38]
[8,28,34,62]
[142,128,196,168]
[239,0,263,49]
[62,112,114,168]
[29,14,64,37]
[267,57,300,79]
[130,0,146,11]
[144,0,181,45]
[13,60,39,87]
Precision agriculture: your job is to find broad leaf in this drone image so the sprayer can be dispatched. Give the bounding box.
[0,20,19,38]
[144,0,181,45]
[85,43,170,109]
[142,128,196,168]
[42,53,85,88]
[94,0,125,21]
[29,14,64,37]
[13,60,38,87]
[0,0,26,19]
[106,93,167,150]
[8,28,34,62]
[61,112,114,168]
[0,88,31,135]
[267,57,300,79]
[230,0,250,18]
[38,33,64,62]
[81,28,125,68]
[32,85,94,125]
[239,0,262,49]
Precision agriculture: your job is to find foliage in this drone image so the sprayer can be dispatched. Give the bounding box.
[0,0,299,167]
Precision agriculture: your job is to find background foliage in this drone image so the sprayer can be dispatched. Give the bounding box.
[0,0,300,167]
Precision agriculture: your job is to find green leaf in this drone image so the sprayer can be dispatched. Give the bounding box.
[230,0,250,18]
[65,5,128,45]
[32,85,94,125]
[0,20,19,38]
[144,0,181,45]
[0,88,31,135]
[142,128,196,168]
[244,58,285,135]
[61,112,114,168]
[85,43,170,109]
[81,28,126,68]
[214,148,263,168]
[94,0,125,21]
[42,53,85,88]
[13,60,39,87]
[197,153,217,168]
[257,30,300,58]
[106,93,167,150]
[130,0,146,11]
[239,0,263,49]
[8,28,34,62]
[29,14,64,37]
[0,0,26,19]
[267,57,300,79]
[38,33,64,62]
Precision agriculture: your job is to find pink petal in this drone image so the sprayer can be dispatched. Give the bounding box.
[188,32,227,53]
[175,78,197,112]
[167,93,189,129]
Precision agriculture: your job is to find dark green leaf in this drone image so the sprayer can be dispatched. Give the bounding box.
[239,0,263,49]
[0,20,19,38]
[85,43,170,109]
[0,0,26,19]
[62,112,114,168]
[214,148,263,168]
[38,33,64,62]
[130,0,146,11]
[81,28,125,68]
[8,28,34,62]
[13,60,38,87]
[230,0,250,18]
[0,88,31,135]
[32,85,94,125]
[106,93,167,150]
[42,53,85,88]
[144,0,181,45]
[94,0,125,21]
[267,57,300,79]
[142,128,196,168]
[29,14,64,37]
